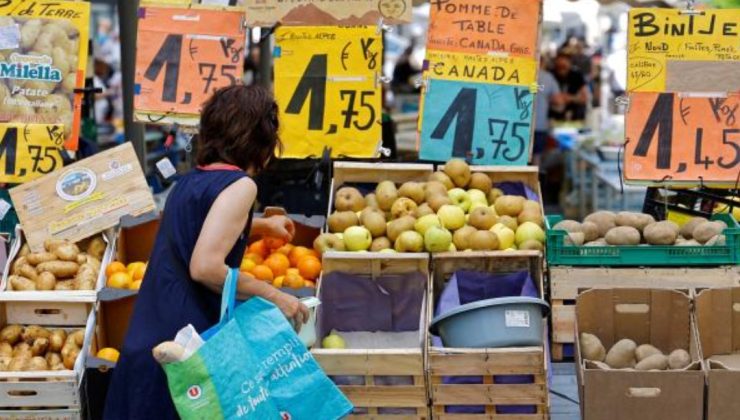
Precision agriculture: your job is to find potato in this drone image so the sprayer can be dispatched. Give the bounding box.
[74,269,96,291]
[705,235,726,246]
[26,252,58,265]
[585,239,607,246]
[0,325,22,345]
[62,346,79,370]
[13,343,32,358]
[0,342,12,357]
[693,221,725,244]
[28,356,48,371]
[0,356,10,371]
[584,211,617,237]
[605,226,641,246]
[65,330,84,348]
[12,256,28,274]
[49,330,67,353]
[54,280,75,291]
[21,326,50,344]
[605,338,637,369]
[580,333,606,362]
[9,275,36,291]
[19,244,30,258]
[83,255,101,271]
[635,344,663,362]
[644,221,679,245]
[87,237,106,260]
[53,243,80,262]
[36,271,56,291]
[616,212,654,231]
[590,361,611,370]
[677,239,701,246]
[30,337,49,356]
[668,349,691,369]
[553,220,582,233]
[153,341,186,364]
[581,221,600,242]
[43,239,68,253]
[17,264,38,282]
[76,254,87,265]
[46,352,63,370]
[36,261,79,278]
[680,217,707,240]
[8,355,30,371]
[564,232,585,246]
[635,353,669,371]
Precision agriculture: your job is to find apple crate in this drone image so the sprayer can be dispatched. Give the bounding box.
[0,299,96,419]
[1,226,116,301]
[549,266,739,361]
[428,252,549,419]
[311,253,430,419]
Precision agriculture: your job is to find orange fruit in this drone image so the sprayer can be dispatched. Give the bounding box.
[248,240,268,258]
[308,250,320,260]
[240,259,257,273]
[297,257,321,280]
[264,236,286,250]
[130,263,147,281]
[304,280,316,288]
[286,268,299,276]
[289,246,312,267]
[273,276,285,288]
[97,347,120,363]
[265,253,290,277]
[284,271,305,289]
[276,243,294,256]
[244,253,264,264]
[107,271,132,289]
[251,265,274,282]
[127,262,146,275]
[130,280,143,290]
[105,261,126,278]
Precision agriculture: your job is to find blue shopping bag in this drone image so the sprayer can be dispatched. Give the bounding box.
[163,268,353,420]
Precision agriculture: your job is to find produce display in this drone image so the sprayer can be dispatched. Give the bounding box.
[315,159,546,253]
[553,211,728,246]
[241,238,320,289]
[580,333,692,371]
[105,260,147,290]
[0,325,85,371]
[7,237,105,291]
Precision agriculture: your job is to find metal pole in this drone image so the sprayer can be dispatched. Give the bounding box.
[118,0,146,169]
[258,30,272,89]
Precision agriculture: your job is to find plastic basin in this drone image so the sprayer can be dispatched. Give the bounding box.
[298,297,320,347]
[429,297,549,348]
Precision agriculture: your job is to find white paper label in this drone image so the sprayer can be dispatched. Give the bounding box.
[0,24,20,50]
[200,0,232,5]
[0,199,11,221]
[156,158,177,179]
[505,310,530,328]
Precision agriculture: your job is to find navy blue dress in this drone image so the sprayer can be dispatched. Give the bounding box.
[104,168,251,419]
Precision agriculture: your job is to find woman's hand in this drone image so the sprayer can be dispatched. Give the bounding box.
[271,291,310,332]
[259,215,296,242]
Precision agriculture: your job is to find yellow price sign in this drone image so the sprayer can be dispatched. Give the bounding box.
[274,27,382,158]
[627,8,740,93]
[0,123,64,184]
[425,50,538,87]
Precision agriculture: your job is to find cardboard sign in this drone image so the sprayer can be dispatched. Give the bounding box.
[427,0,540,57]
[425,50,537,87]
[274,26,382,158]
[0,1,91,151]
[628,8,740,93]
[244,0,411,26]
[134,6,245,126]
[10,142,156,252]
[0,123,64,184]
[419,78,533,165]
[624,92,740,184]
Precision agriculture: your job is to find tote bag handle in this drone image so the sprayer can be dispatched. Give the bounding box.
[219,268,240,323]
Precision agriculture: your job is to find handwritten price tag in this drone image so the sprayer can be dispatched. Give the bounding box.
[625,93,740,184]
[134,6,245,125]
[419,79,533,165]
[274,27,382,158]
[627,8,740,93]
[425,50,538,87]
[0,123,64,184]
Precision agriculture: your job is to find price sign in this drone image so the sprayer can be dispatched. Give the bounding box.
[628,8,740,93]
[427,0,540,57]
[425,50,537,87]
[274,27,382,158]
[624,93,740,184]
[0,1,91,151]
[0,123,64,184]
[134,6,245,126]
[419,79,533,165]
[245,0,411,26]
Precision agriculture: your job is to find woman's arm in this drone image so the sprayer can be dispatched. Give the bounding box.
[251,216,295,241]
[189,178,309,325]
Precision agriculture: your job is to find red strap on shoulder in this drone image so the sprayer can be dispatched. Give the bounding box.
[197,163,242,172]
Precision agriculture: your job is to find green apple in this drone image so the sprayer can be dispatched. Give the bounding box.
[322,330,347,349]
[343,226,372,251]
[424,226,452,252]
[469,201,488,212]
[467,189,488,206]
[447,188,472,212]
[415,214,442,235]
[515,222,545,246]
[394,231,424,252]
[490,223,515,250]
[437,204,466,230]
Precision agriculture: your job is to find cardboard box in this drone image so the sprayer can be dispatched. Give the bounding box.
[575,289,704,420]
[694,287,740,420]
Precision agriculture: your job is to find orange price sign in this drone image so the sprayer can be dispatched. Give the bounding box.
[625,93,740,185]
[134,6,245,125]
[427,0,541,57]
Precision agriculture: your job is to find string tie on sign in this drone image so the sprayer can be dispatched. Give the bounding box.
[618,139,629,195]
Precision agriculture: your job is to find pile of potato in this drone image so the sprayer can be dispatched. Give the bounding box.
[554,211,726,247]
[581,333,692,371]
[8,237,105,291]
[0,325,84,371]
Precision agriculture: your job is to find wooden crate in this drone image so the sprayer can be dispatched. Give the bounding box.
[550,265,740,361]
[311,253,430,419]
[429,253,549,418]
[0,300,95,415]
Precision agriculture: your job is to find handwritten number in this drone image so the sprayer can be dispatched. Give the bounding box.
[198,63,217,93]
[489,119,527,162]
[432,87,477,158]
[693,129,714,170]
[506,122,528,162]
[339,90,376,131]
[634,93,673,170]
[27,146,58,175]
[221,65,238,87]
[145,34,183,103]
[718,129,740,170]
[286,54,327,131]
[0,127,17,175]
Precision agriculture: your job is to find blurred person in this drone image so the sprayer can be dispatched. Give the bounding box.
[532,61,564,166]
[392,46,420,94]
[243,44,261,85]
[550,53,589,122]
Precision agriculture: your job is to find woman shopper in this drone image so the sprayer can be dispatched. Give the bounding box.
[104,85,310,419]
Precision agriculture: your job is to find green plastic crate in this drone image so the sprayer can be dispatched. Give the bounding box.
[0,189,18,239]
[545,214,740,267]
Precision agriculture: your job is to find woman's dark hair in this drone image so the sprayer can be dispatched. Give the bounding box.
[197,85,280,172]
